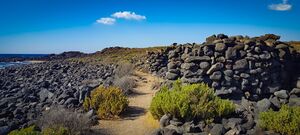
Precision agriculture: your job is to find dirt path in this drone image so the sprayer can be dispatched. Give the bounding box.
[95,71,160,135]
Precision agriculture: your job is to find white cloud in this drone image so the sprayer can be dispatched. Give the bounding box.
[112,11,146,20]
[269,0,292,11]
[96,17,116,25]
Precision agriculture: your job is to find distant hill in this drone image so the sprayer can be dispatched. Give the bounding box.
[288,41,300,52]
[71,46,167,64]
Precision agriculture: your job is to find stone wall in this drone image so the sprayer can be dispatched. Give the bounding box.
[148,34,300,135]
[146,34,299,101]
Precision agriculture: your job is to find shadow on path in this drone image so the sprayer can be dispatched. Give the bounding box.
[127,90,147,97]
[121,106,146,120]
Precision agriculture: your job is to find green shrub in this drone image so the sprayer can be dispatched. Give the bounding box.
[8,126,40,135]
[41,127,68,135]
[84,86,129,119]
[8,125,69,135]
[150,81,235,122]
[259,105,300,135]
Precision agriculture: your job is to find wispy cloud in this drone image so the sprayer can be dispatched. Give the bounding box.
[112,11,146,21]
[96,17,116,25]
[96,11,146,25]
[269,0,292,11]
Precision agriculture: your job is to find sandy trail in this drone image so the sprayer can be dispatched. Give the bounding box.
[95,71,160,135]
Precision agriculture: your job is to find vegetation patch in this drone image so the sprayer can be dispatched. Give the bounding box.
[37,107,92,135]
[41,127,68,135]
[289,41,300,52]
[83,86,129,119]
[9,126,68,135]
[145,112,160,128]
[8,126,40,135]
[70,47,167,64]
[113,63,136,94]
[150,80,235,122]
[259,105,300,135]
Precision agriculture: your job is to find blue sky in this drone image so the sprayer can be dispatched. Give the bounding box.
[0,0,299,54]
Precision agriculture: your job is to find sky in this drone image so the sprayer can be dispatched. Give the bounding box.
[0,0,299,54]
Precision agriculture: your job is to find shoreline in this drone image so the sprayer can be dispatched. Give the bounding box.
[25,60,46,63]
[0,60,46,69]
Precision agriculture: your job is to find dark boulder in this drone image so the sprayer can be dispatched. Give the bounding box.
[233,59,248,70]
[215,43,227,52]
[166,72,179,80]
[207,63,223,75]
[257,98,271,112]
[160,114,171,128]
[288,97,300,107]
[0,126,10,135]
[210,71,222,81]
[210,124,225,135]
[274,90,288,99]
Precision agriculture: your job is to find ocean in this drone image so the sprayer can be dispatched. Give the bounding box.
[0,54,48,69]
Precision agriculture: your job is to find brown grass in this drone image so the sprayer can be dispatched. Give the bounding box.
[145,112,160,128]
[37,107,92,135]
[69,46,167,64]
[288,41,300,52]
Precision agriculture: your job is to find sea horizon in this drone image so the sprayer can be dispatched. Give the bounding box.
[0,54,48,69]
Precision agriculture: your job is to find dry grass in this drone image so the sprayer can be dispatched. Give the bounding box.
[113,63,137,94]
[69,46,167,64]
[37,107,92,135]
[113,76,136,94]
[145,112,160,129]
[288,41,300,52]
[115,63,135,78]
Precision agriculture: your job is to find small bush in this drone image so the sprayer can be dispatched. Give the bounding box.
[9,126,40,135]
[115,63,134,78]
[84,86,129,119]
[113,63,136,94]
[37,107,92,135]
[259,105,300,135]
[150,81,235,122]
[8,125,69,135]
[113,75,136,94]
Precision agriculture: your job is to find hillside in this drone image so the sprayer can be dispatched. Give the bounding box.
[70,46,167,64]
[289,41,300,52]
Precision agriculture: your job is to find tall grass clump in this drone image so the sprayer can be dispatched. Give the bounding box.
[150,80,235,122]
[37,107,92,135]
[259,105,300,135]
[83,86,129,119]
[113,63,136,94]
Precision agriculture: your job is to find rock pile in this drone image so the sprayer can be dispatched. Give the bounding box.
[0,60,116,133]
[146,34,297,100]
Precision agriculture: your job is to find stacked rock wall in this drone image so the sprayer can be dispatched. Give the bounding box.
[146,34,298,100]
[149,34,300,135]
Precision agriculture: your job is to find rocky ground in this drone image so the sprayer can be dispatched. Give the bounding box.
[0,60,116,134]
